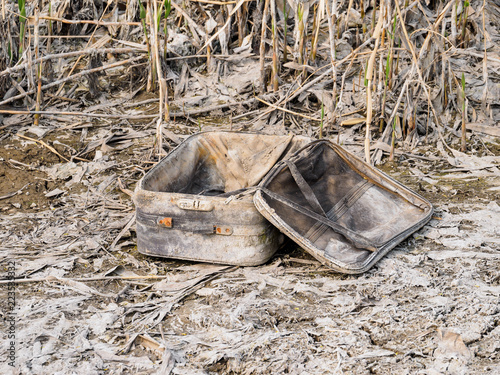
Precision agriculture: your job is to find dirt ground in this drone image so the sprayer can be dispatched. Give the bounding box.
[0,118,499,374]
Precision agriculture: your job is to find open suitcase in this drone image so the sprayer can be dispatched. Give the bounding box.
[134,132,309,266]
[134,132,433,273]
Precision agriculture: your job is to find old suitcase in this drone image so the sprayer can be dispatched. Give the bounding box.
[133,131,309,266]
[253,140,433,274]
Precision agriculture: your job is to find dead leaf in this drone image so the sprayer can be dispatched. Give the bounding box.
[341,118,366,126]
[434,328,472,360]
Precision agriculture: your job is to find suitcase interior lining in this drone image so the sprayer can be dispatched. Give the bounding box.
[141,133,295,196]
[264,143,427,265]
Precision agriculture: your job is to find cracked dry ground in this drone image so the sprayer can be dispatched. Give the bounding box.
[0,126,499,374]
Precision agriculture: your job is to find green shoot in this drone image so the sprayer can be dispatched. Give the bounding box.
[18,0,27,60]
[139,0,150,58]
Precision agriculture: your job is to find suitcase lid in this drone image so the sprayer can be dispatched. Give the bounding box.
[253,139,433,274]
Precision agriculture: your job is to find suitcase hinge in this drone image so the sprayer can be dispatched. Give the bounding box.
[214,225,233,236]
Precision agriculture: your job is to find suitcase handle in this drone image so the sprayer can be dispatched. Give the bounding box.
[177,199,214,211]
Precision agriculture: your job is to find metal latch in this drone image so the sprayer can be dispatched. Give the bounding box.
[214,225,233,236]
[177,199,214,211]
[158,217,172,228]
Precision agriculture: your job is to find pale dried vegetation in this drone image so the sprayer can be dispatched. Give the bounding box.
[0,0,499,374]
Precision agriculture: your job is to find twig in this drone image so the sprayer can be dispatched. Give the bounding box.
[255,96,320,121]
[109,213,136,251]
[16,134,69,162]
[0,184,30,200]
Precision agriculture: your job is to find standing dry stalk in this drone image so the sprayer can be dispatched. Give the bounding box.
[139,0,152,58]
[371,0,376,34]
[310,4,321,62]
[47,1,52,53]
[282,0,288,64]
[259,0,270,93]
[364,0,384,164]
[389,116,398,162]
[360,0,366,35]
[34,9,42,126]
[152,0,166,156]
[381,13,396,131]
[163,0,171,59]
[146,0,157,92]
[451,0,458,44]
[297,4,305,66]
[237,7,244,46]
[459,0,470,47]
[377,55,383,131]
[441,18,448,108]
[460,72,466,152]
[480,0,488,114]
[270,0,278,92]
[327,0,338,120]
[344,0,354,33]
